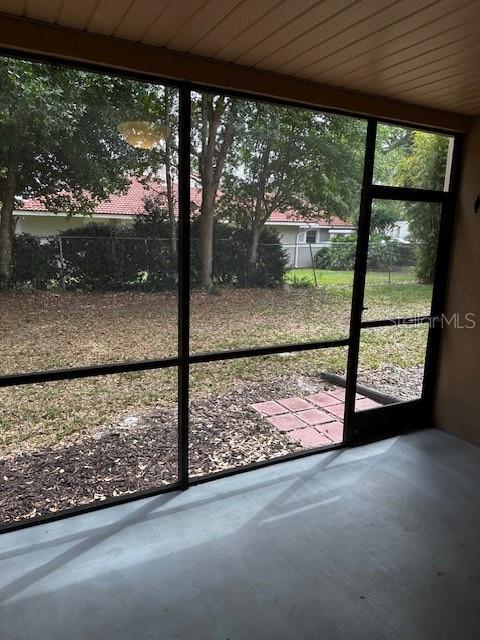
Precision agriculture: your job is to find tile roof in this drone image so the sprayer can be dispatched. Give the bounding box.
[19,178,353,227]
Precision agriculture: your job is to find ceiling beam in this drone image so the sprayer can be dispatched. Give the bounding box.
[0,12,471,133]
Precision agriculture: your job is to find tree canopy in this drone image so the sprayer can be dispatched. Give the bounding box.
[214,100,366,279]
[0,57,162,286]
[396,131,450,282]
[0,56,452,290]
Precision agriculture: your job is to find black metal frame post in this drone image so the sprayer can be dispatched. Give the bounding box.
[343,119,377,443]
[345,131,461,444]
[177,85,191,489]
[0,48,464,534]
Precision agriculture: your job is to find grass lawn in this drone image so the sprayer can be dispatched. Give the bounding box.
[285,267,418,286]
[0,276,431,454]
[285,268,433,322]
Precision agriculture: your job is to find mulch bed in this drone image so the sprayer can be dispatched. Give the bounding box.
[357,365,424,401]
[1,376,331,524]
[0,368,423,524]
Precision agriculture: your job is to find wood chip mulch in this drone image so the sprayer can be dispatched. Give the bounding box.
[0,376,328,524]
[357,366,424,401]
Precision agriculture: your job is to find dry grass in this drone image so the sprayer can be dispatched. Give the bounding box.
[0,284,430,454]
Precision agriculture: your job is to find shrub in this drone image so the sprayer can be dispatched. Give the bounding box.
[252,227,289,287]
[190,223,288,288]
[315,234,357,270]
[58,224,139,291]
[288,274,314,288]
[11,234,58,289]
[395,241,415,268]
[58,223,176,291]
[315,233,413,272]
[11,220,287,291]
[367,236,399,271]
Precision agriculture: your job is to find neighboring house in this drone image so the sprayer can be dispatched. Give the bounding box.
[266,210,357,268]
[14,179,356,268]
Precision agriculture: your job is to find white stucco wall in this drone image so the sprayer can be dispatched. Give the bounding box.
[14,213,134,237]
[267,224,299,244]
[389,220,410,241]
[266,225,299,267]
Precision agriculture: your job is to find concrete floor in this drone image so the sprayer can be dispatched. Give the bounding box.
[1,428,479,640]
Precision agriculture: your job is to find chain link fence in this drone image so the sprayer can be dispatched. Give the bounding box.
[11,232,425,290]
[12,233,287,290]
[12,235,177,291]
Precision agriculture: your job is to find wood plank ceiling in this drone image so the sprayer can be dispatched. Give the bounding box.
[1,0,479,116]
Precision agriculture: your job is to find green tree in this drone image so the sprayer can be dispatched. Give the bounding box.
[0,57,158,288]
[396,131,450,282]
[369,124,410,233]
[134,194,173,238]
[137,86,178,254]
[218,102,366,282]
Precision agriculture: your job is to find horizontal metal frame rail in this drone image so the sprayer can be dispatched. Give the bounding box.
[0,46,462,534]
[0,314,436,386]
[369,185,449,203]
[360,315,433,329]
[0,356,180,387]
[0,338,351,388]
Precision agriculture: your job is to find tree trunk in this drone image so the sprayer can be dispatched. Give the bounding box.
[247,223,262,284]
[247,139,272,285]
[0,151,19,289]
[198,201,215,289]
[165,139,176,255]
[198,175,217,288]
[197,96,236,290]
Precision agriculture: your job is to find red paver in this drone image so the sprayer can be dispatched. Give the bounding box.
[288,427,333,447]
[305,392,341,408]
[327,388,347,401]
[267,413,306,432]
[296,408,335,426]
[324,403,346,419]
[356,397,382,411]
[250,400,286,416]
[277,397,313,412]
[321,421,344,443]
[328,388,364,401]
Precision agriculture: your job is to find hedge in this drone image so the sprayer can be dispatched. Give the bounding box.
[10,222,288,291]
[56,224,176,291]
[191,222,288,288]
[11,234,58,289]
[314,233,415,271]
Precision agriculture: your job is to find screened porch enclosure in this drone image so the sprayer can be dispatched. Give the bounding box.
[0,54,460,531]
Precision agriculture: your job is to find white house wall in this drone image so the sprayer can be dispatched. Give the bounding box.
[267,225,299,244]
[267,225,299,267]
[267,225,344,268]
[14,214,133,237]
